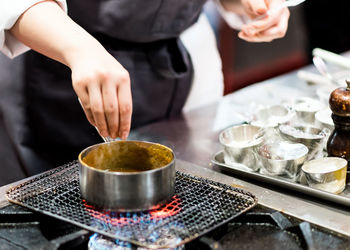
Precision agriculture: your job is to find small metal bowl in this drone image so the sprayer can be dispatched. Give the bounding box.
[257,141,308,179]
[279,125,328,161]
[251,104,294,128]
[302,157,347,194]
[219,124,264,171]
[79,140,175,211]
[315,108,334,131]
[315,109,334,150]
[293,97,324,125]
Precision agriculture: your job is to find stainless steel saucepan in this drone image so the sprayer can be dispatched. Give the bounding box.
[78,140,175,211]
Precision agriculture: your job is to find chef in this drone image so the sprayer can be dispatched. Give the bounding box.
[0,0,290,175]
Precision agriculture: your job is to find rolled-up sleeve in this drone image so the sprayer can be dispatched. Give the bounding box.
[0,0,67,58]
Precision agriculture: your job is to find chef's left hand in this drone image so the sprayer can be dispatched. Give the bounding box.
[220,0,290,42]
[239,0,290,42]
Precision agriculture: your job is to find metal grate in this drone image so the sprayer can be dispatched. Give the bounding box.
[6,161,257,249]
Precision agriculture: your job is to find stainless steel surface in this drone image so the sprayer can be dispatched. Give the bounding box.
[219,124,263,171]
[124,63,350,237]
[279,125,327,160]
[257,141,308,179]
[124,66,350,237]
[2,57,350,238]
[79,141,175,211]
[212,151,350,207]
[302,157,347,194]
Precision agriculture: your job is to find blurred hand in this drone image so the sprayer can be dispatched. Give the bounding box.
[70,48,132,140]
[239,0,290,42]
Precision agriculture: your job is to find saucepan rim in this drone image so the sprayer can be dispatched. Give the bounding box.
[78,140,176,176]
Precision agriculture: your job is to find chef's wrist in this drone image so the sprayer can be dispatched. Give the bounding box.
[63,36,106,70]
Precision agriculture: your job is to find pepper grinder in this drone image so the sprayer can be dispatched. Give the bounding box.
[327,80,350,183]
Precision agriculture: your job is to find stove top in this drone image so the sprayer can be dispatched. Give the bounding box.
[6,162,258,248]
[1,203,349,250]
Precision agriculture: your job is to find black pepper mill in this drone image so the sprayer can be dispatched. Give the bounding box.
[327,80,350,183]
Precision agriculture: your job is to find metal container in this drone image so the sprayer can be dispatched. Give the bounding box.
[79,140,175,211]
[251,104,294,128]
[315,108,334,131]
[219,124,264,171]
[257,141,308,179]
[315,108,334,150]
[302,157,347,194]
[251,105,294,139]
[279,125,328,161]
[293,97,324,125]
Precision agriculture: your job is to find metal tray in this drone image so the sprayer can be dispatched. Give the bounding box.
[212,151,350,207]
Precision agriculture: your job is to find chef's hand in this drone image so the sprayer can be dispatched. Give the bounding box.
[71,49,132,140]
[10,0,132,140]
[239,0,290,42]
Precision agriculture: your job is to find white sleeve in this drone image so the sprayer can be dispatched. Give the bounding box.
[214,0,249,30]
[0,0,67,59]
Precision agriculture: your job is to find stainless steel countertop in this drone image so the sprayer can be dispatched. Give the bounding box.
[127,62,350,237]
[1,61,349,238]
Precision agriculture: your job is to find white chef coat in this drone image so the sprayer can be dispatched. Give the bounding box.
[181,13,224,112]
[0,0,67,59]
[181,2,247,111]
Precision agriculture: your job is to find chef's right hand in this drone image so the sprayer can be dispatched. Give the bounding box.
[70,48,132,140]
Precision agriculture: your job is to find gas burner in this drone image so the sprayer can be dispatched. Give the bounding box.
[88,233,184,250]
[85,196,184,250]
[0,204,349,249]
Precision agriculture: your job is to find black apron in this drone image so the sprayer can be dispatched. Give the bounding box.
[3,0,206,175]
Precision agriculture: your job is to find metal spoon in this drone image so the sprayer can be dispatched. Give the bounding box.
[94,126,119,142]
[77,98,119,142]
[312,56,340,85]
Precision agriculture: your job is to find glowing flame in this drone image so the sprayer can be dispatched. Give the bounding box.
[83,196,181,226]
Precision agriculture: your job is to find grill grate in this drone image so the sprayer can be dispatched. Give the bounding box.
[6,161,257,249]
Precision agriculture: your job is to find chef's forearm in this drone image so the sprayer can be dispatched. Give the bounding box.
[9,0,104,69]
